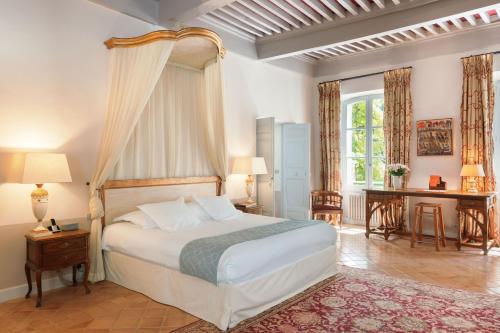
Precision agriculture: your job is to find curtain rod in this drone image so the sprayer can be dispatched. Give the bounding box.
[318,66,412,85]
[460,50,500,59]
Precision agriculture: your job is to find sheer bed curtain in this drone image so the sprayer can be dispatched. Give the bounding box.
[113,64,215,179]
[203,55,228,183]
[113,56,228,181]
[88,40,174,282]
[89,42,227,282]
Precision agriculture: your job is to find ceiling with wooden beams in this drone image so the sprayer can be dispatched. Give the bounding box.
[199,0,500,62]
[201,0,408,41]
[299,7,500,61]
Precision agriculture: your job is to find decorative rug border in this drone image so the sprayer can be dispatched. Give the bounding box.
[174,265,500,332]
[174,273,344,332]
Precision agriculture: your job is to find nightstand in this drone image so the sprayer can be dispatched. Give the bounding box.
[25,230,91,307]
[234,202,263,215]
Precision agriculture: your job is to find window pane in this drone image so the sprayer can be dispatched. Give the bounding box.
[347,158,366,185]
[347,100,366,128]
[372,158,385,187]
[372,128,385,157]
[372,98,384,127]
[346,129,366,156]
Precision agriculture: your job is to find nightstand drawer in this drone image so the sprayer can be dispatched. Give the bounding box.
[43,237,86,254]
[43,250,86,269]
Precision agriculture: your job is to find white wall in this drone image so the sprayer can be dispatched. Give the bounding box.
[223,52,313,198]
[0,0,161,227]
[0,0,313,293]
[313,25,500,236]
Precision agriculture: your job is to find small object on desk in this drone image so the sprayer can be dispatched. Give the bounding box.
[234,201,263,215]
[460,164,485,193]
[25,229,90,307]
[61,222,79,231]
[47,218,61,233]
[429,175,447,190]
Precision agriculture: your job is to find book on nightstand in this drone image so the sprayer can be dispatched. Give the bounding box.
[29,229,53,238]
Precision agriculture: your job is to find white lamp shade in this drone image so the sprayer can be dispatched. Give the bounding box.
[232,157,268,175]
[460,164,485,177]
[22,153,72,184]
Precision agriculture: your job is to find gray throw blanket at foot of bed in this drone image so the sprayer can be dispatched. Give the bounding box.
[179,219,320,285]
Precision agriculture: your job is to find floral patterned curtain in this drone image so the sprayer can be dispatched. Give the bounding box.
[460,54,499,244]
[383,68,413,231]
[318,80,342,192]
[384,68,413,187]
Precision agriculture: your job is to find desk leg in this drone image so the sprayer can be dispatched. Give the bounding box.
[482,208,489,255]
[365,197,372,239]
[24,263,32,298]
[35,271,42,307]
[456,209,462,251]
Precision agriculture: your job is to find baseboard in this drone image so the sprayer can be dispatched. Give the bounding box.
[0,271,83,303]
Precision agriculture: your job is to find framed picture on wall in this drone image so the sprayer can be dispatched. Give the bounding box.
[416,118,453,156]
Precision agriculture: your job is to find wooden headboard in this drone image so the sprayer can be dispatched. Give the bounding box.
[100,176,222,227]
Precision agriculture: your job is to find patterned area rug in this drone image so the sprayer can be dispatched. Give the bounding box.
[174,266,500,332]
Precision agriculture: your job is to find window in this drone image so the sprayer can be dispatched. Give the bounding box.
[342,94,385,188]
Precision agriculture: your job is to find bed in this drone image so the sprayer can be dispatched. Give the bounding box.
[100,176,337,330]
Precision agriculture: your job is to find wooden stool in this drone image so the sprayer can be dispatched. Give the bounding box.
[411,202,446,251]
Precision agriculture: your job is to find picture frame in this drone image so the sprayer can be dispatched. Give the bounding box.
[416,118,453,156]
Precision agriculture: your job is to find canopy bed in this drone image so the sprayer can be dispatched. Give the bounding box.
[87,28,337,330]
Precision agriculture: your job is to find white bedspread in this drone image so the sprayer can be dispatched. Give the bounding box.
[102,214,337,284]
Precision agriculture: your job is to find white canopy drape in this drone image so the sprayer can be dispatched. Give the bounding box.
[112,64,215,179]
[89,33,227,282]
[202,56,228,183]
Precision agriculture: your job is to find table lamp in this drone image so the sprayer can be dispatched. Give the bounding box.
[232,157,268,204]
[460,164,485,193]
[22,153,72,231]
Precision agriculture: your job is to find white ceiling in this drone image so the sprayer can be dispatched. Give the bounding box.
[202,0,410,41]
[90,0,500,63]
[200,0,500,62]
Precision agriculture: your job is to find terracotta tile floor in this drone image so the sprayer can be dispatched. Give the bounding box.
[2,224,500,332]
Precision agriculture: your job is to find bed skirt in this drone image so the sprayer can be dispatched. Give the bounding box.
[104,246,337,330]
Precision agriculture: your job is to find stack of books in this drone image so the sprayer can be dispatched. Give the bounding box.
[30,229,53,238]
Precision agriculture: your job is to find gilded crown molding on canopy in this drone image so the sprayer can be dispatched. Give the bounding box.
[104,27,225,57]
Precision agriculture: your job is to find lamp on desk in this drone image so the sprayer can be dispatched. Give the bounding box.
[232,157,268,204]
[22,153,72,231]
[460,164,485,193]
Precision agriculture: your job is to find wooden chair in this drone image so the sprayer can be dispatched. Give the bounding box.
[411,202,446,251]
[310,190,343,227]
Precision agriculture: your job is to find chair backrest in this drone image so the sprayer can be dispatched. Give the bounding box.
[310,190,343,209]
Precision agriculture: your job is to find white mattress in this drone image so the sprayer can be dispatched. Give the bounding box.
[102,213,337,284]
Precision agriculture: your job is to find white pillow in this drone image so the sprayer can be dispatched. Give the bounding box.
[138,197,202,232]
[193,195,243,220]
[186,202,211,221]
[113,210,158,229]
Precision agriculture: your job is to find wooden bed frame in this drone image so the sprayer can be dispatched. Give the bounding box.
[99,176,222,227]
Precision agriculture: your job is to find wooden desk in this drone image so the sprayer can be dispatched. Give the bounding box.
[25,230,90,307]
[363,188,496,255]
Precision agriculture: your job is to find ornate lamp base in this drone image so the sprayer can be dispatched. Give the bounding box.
[466,178,479,193]
[31,184,49,231]
[245,175,255,204]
